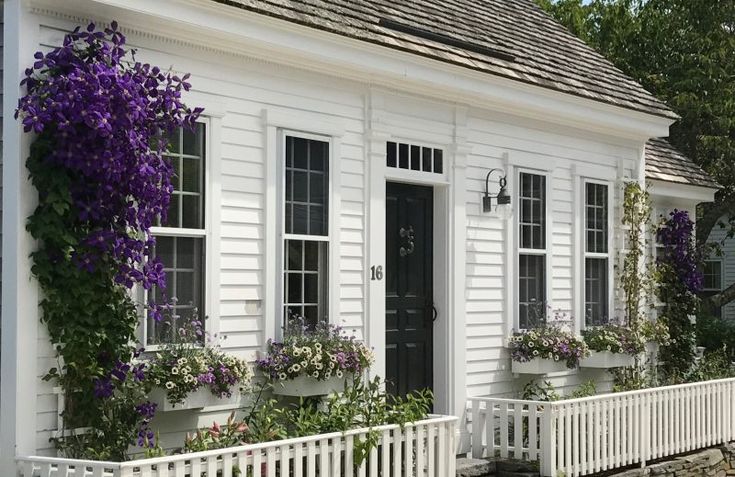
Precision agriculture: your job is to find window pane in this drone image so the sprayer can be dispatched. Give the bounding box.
[183,123,204,156]
[585,258,608,326]
[519,172,546,250]
[518,254,546,329]
[585,183,608,253]
[434,149,443,174]
[410,145,421,170]
[422,147,432,172]
[183,158,201,193]
[182,195,201,229]
[284,136,329,237]
[399,143,409,169]
[288,241,302,270]
[147,236,205,345]
[283,240,328,329]
[387,142,397,168]
[165,195,180,227]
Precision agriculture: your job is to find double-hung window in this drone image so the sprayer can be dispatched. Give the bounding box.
[518,172,547,329]
[702,260,723,318]
[147,123,207,345]
[282,133,330,329]
[584,181,610,326]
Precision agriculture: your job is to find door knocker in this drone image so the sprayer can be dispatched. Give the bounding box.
[399,226,415,257]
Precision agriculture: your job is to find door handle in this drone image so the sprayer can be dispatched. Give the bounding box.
[426,301,438,323]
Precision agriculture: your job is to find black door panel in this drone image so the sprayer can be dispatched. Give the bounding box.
[385,182,433,398]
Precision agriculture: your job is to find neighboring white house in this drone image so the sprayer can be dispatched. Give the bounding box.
[702,221,735,321]
[0,0,719,468]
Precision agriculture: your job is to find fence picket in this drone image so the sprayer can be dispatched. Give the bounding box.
[499,402,509,459]
[514,403,523,460]
[529,404,539,461]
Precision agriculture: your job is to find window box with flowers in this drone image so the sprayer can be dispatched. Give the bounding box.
[257,321,374,396]
[508,327,589,375]
[146,320,253,411]
[580,324,643,368]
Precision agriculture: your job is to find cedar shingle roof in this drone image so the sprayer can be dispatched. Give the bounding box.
[645,138,719,189]
[213,0,676,119]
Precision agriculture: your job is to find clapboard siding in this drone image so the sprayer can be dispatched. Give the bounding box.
[26,11,660,455]
[464,112,638,398]
[706,219,735,321]
[33,18,370,453]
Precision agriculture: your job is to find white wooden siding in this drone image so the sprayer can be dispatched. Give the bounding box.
[26,11,655,455]
[464,112,639,398]
[705,218,735,321]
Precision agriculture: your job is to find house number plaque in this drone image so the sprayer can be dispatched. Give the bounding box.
[370,265,383,281]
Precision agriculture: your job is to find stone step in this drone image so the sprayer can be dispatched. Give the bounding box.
[496,472,540,477]
[456,457,495,477]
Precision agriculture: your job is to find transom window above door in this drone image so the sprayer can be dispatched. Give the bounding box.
[386,141,443,174]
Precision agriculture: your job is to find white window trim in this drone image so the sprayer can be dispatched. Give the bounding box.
[274,129,340,338]
[142,116,221,350]
[513,167,553,331]
[581,178,614,328]
[702,259,724,292]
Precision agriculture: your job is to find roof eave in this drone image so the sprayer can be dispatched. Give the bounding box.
[42,0,675,139]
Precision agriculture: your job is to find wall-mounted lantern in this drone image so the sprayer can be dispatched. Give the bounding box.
[483,168,511,215]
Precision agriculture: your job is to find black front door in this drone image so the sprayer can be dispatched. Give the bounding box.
[385,182,434,398]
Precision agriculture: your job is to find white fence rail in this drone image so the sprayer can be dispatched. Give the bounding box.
[468,377,735,477]
[18,415,457,477]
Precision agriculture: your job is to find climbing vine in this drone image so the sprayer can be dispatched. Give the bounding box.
[620,181,654,331]
[15,22,201,458]
[656,210,702,381]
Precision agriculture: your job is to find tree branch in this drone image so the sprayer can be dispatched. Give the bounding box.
[696,197,733,246]
[705,281,735,308]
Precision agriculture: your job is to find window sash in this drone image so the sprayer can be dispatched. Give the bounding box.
[583,181,610,326]
[702,260,723,291]
[519,172,546,250]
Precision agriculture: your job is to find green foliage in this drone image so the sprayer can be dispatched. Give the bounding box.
[184,412,250,452]
[620,182,653,331]
[521,380,560,401]
[696,313,735,357]
[245,399,289,443]
[569,381,597,399]
[536,0,735,306]
[27,133,145,458]
[687,348,735,382]
[611,367,650,392]
[183,377,433,469]
[521,380,597,400]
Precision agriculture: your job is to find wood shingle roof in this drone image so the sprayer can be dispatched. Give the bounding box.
[213,0,676,119]
[645,138,719,189]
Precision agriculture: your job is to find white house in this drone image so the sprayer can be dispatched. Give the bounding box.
[0,0,720,470]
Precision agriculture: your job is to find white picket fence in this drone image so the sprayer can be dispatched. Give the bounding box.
[468,377,735,477]
[17,415,457,477]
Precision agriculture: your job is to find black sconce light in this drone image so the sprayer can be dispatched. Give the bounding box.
[483,168,511,214]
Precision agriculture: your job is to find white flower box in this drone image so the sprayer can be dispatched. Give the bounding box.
[511,358,568,375]
[580,351,636,369]
[149,387,243,412]
[272,374,349,397]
